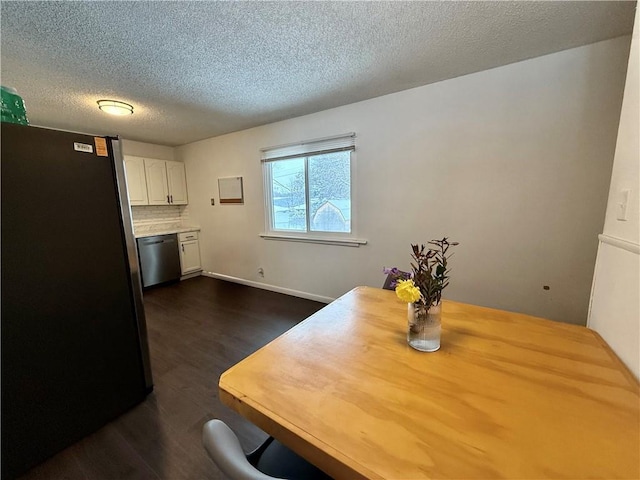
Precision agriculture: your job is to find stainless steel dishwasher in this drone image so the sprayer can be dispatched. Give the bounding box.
[137,234,181,288]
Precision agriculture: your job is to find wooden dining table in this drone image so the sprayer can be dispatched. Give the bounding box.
[219,286,640,479]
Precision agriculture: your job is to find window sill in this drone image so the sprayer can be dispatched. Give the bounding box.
[259,233,367,247]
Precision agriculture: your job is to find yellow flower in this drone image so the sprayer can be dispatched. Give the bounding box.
[395,279,421,303]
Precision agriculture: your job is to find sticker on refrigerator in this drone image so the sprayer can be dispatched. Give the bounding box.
[94,137,108,157]
[73,142,93,153]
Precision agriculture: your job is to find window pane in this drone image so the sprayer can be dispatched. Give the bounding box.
[270,158,306,231]
[308,151,351,233]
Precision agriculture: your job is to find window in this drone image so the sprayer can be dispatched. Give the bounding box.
[261,133,363,246]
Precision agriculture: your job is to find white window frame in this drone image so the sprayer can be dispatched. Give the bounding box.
[260,133,366,247]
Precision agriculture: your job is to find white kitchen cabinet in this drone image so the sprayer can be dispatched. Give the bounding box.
[179,231,201,275]
[166,161,188,204]
[123,156,149,205]
[144,158,168,205]
[144,159,188,205]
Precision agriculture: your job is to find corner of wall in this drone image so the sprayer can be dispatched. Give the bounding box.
[588,6,640,379]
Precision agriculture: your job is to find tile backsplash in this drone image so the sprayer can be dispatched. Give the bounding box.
[131,205,190,228]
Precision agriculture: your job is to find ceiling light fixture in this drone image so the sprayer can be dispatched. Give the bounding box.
[97,99,134,116]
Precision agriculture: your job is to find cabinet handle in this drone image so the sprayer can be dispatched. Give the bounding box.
[170,195,173,203]
[166,195,170,204]
[181,244,184,252]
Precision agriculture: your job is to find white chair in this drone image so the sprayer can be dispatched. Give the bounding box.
[202,419,331,480]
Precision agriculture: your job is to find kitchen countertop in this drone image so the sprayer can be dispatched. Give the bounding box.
[133,223,200,238]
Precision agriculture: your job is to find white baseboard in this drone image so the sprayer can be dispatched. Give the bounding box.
[201,271,334,304]
[180,270,202,281]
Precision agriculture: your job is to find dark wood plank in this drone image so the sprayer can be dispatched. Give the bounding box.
[16,277,325,480]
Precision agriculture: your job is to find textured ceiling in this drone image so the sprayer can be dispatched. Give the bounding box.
[1,1,636,147]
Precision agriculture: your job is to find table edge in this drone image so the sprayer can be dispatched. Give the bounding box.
[218,381,379,480]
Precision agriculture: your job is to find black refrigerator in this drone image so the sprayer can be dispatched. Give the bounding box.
[1,123,153,479]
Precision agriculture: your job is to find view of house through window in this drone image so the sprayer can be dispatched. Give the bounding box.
[268,150,351,233]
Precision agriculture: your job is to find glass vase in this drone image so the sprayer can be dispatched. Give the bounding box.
[407,301,441,352]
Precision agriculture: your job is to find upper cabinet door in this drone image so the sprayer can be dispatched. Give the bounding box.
[123,156,149,205]
[166,161,188,205]
[144,158,170,205]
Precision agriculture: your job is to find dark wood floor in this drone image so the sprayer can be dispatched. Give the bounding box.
[17,276,325,480]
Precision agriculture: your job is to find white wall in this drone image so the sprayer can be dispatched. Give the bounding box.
[589,8,639,378]
[121,139,175,161]
[177,37,631,325]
